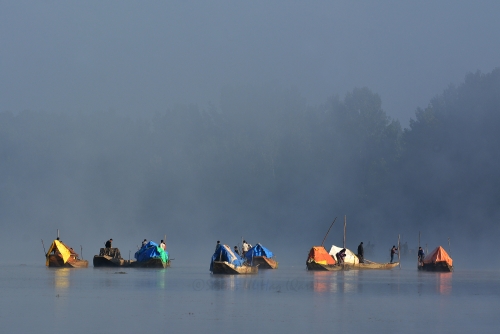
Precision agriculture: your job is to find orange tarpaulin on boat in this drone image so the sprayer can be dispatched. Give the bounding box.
[307,246,336,265]
[423,246,453,266]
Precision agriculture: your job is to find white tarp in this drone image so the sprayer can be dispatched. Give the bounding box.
[329,245,359,264]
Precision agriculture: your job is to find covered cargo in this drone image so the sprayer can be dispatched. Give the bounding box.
[307,246,336,265]
[210,244,244,271]
[245,243,274,262]
[329,245,359,264]
[134,241,169,264]
[423,246,453,267]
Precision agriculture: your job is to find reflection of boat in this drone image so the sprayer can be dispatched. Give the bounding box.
[130,241,170,268]
[93,248,133,267]
[418,246,453,272]
[211,244,258,274]
[46,239,89,268]
[245,243,278,269]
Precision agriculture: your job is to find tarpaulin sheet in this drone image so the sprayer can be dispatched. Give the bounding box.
[135,241,168,263]
[46,240,71,266]
[245,243,274,262]
[307,246,335,265]
[423,246,453,266]
[210,244,244,271]
[329,245,359,264]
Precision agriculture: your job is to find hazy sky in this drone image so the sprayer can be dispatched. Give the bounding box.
[1,1,499,124]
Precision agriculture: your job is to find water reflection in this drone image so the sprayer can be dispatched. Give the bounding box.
[51,268,70,320]
[312,270,360,293]
[53,268,70,290]
[437,273,452,295]
[157,269,167,289]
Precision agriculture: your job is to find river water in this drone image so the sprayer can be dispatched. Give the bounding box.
[1,263,499,333]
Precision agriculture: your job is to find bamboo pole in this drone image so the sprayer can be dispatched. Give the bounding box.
[418,231,421,267]
[398,234,401,268]
[321,217,337,247]
[41,239,46,256]
[343,215,346,249]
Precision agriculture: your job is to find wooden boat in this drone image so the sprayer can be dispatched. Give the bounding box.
[129,258,170,268]
[250,256,278,269]
[93,248,133,267]
[132,241,170,268]
[307,259,399,271]
[306,246,337,271]
[46,239,88,268]
[211,244,257,274]
[418,246,453,272]
[244,243,278,269]
[306,246,398,271]
[211,261,258,274]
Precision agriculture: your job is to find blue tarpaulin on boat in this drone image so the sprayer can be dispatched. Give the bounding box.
[210,244,244,271]
[135,241,168,263]
[245,243,274,262]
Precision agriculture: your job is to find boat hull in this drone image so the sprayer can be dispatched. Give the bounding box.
[93,255,133,267]
[418,261,453,272]
[47,254,89,268]
[212,261,258,274]
[306,260,399,271]
[251,256,278,269]
[129,258,169,268]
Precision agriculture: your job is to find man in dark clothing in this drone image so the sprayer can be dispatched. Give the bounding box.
[357,242,364,263]
[215,241,221,252]
[418,247,425,265]
[390,245,398,263]
[234,246,240,256]
[105,239,112,248]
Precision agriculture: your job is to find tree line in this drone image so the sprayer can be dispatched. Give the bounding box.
[1,69,499,239]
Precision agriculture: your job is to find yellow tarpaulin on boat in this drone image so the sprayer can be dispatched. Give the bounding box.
[46,240,71,266]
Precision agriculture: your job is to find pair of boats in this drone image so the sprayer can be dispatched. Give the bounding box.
[210,243,278,274]
[45,238,170,269]
[305,244,453,272]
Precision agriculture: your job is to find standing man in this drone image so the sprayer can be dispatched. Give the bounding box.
[105,239,112,248]
[142,239,148,247]
[234,246,240,256]
[215,240,221,252]
[357,242,364,263]
[418,247,425,266]
[242,240,250,256]
[160,240,166,251]
[390,245,398,263]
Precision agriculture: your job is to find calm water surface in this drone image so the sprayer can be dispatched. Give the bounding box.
[1,263,499,333]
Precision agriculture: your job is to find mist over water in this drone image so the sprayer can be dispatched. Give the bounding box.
[1,2,500,331]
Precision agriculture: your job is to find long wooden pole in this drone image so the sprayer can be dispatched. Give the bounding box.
[418,231,421,267]
[41,239,46,256]
[343,216,346,249]
[398,234,401,268]
[321,217,337,247]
